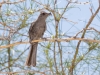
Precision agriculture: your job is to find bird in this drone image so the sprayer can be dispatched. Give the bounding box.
[25,11,51,67]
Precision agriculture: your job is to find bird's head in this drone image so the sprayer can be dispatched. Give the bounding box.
[38,11,51,20]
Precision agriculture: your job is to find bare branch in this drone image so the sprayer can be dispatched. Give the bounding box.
[0,70,46,75]
[69,1,100,74]
[0,37,100,49]
[0,0,25,5]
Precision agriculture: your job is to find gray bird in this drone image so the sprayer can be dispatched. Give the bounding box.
[25,11,51,67]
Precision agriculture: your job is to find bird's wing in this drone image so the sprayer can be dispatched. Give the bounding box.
[29,22,35,33]
[29,22,35,40]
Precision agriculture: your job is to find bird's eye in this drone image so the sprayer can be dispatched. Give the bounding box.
[42,13,45,15]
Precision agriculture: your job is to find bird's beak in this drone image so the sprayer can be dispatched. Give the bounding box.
[48,13,52,16]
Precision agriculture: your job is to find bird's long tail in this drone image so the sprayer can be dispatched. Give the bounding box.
[25,43,38,67]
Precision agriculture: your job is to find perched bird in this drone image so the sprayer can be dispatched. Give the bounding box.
[25,11,51,67]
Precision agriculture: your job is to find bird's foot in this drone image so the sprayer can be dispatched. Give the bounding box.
[29,40,33,44]
[41,37,47,41]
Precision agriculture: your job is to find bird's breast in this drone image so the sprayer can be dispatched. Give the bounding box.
[35,23,46,37]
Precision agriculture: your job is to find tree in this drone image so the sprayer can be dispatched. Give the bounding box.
[0,0,100,75]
